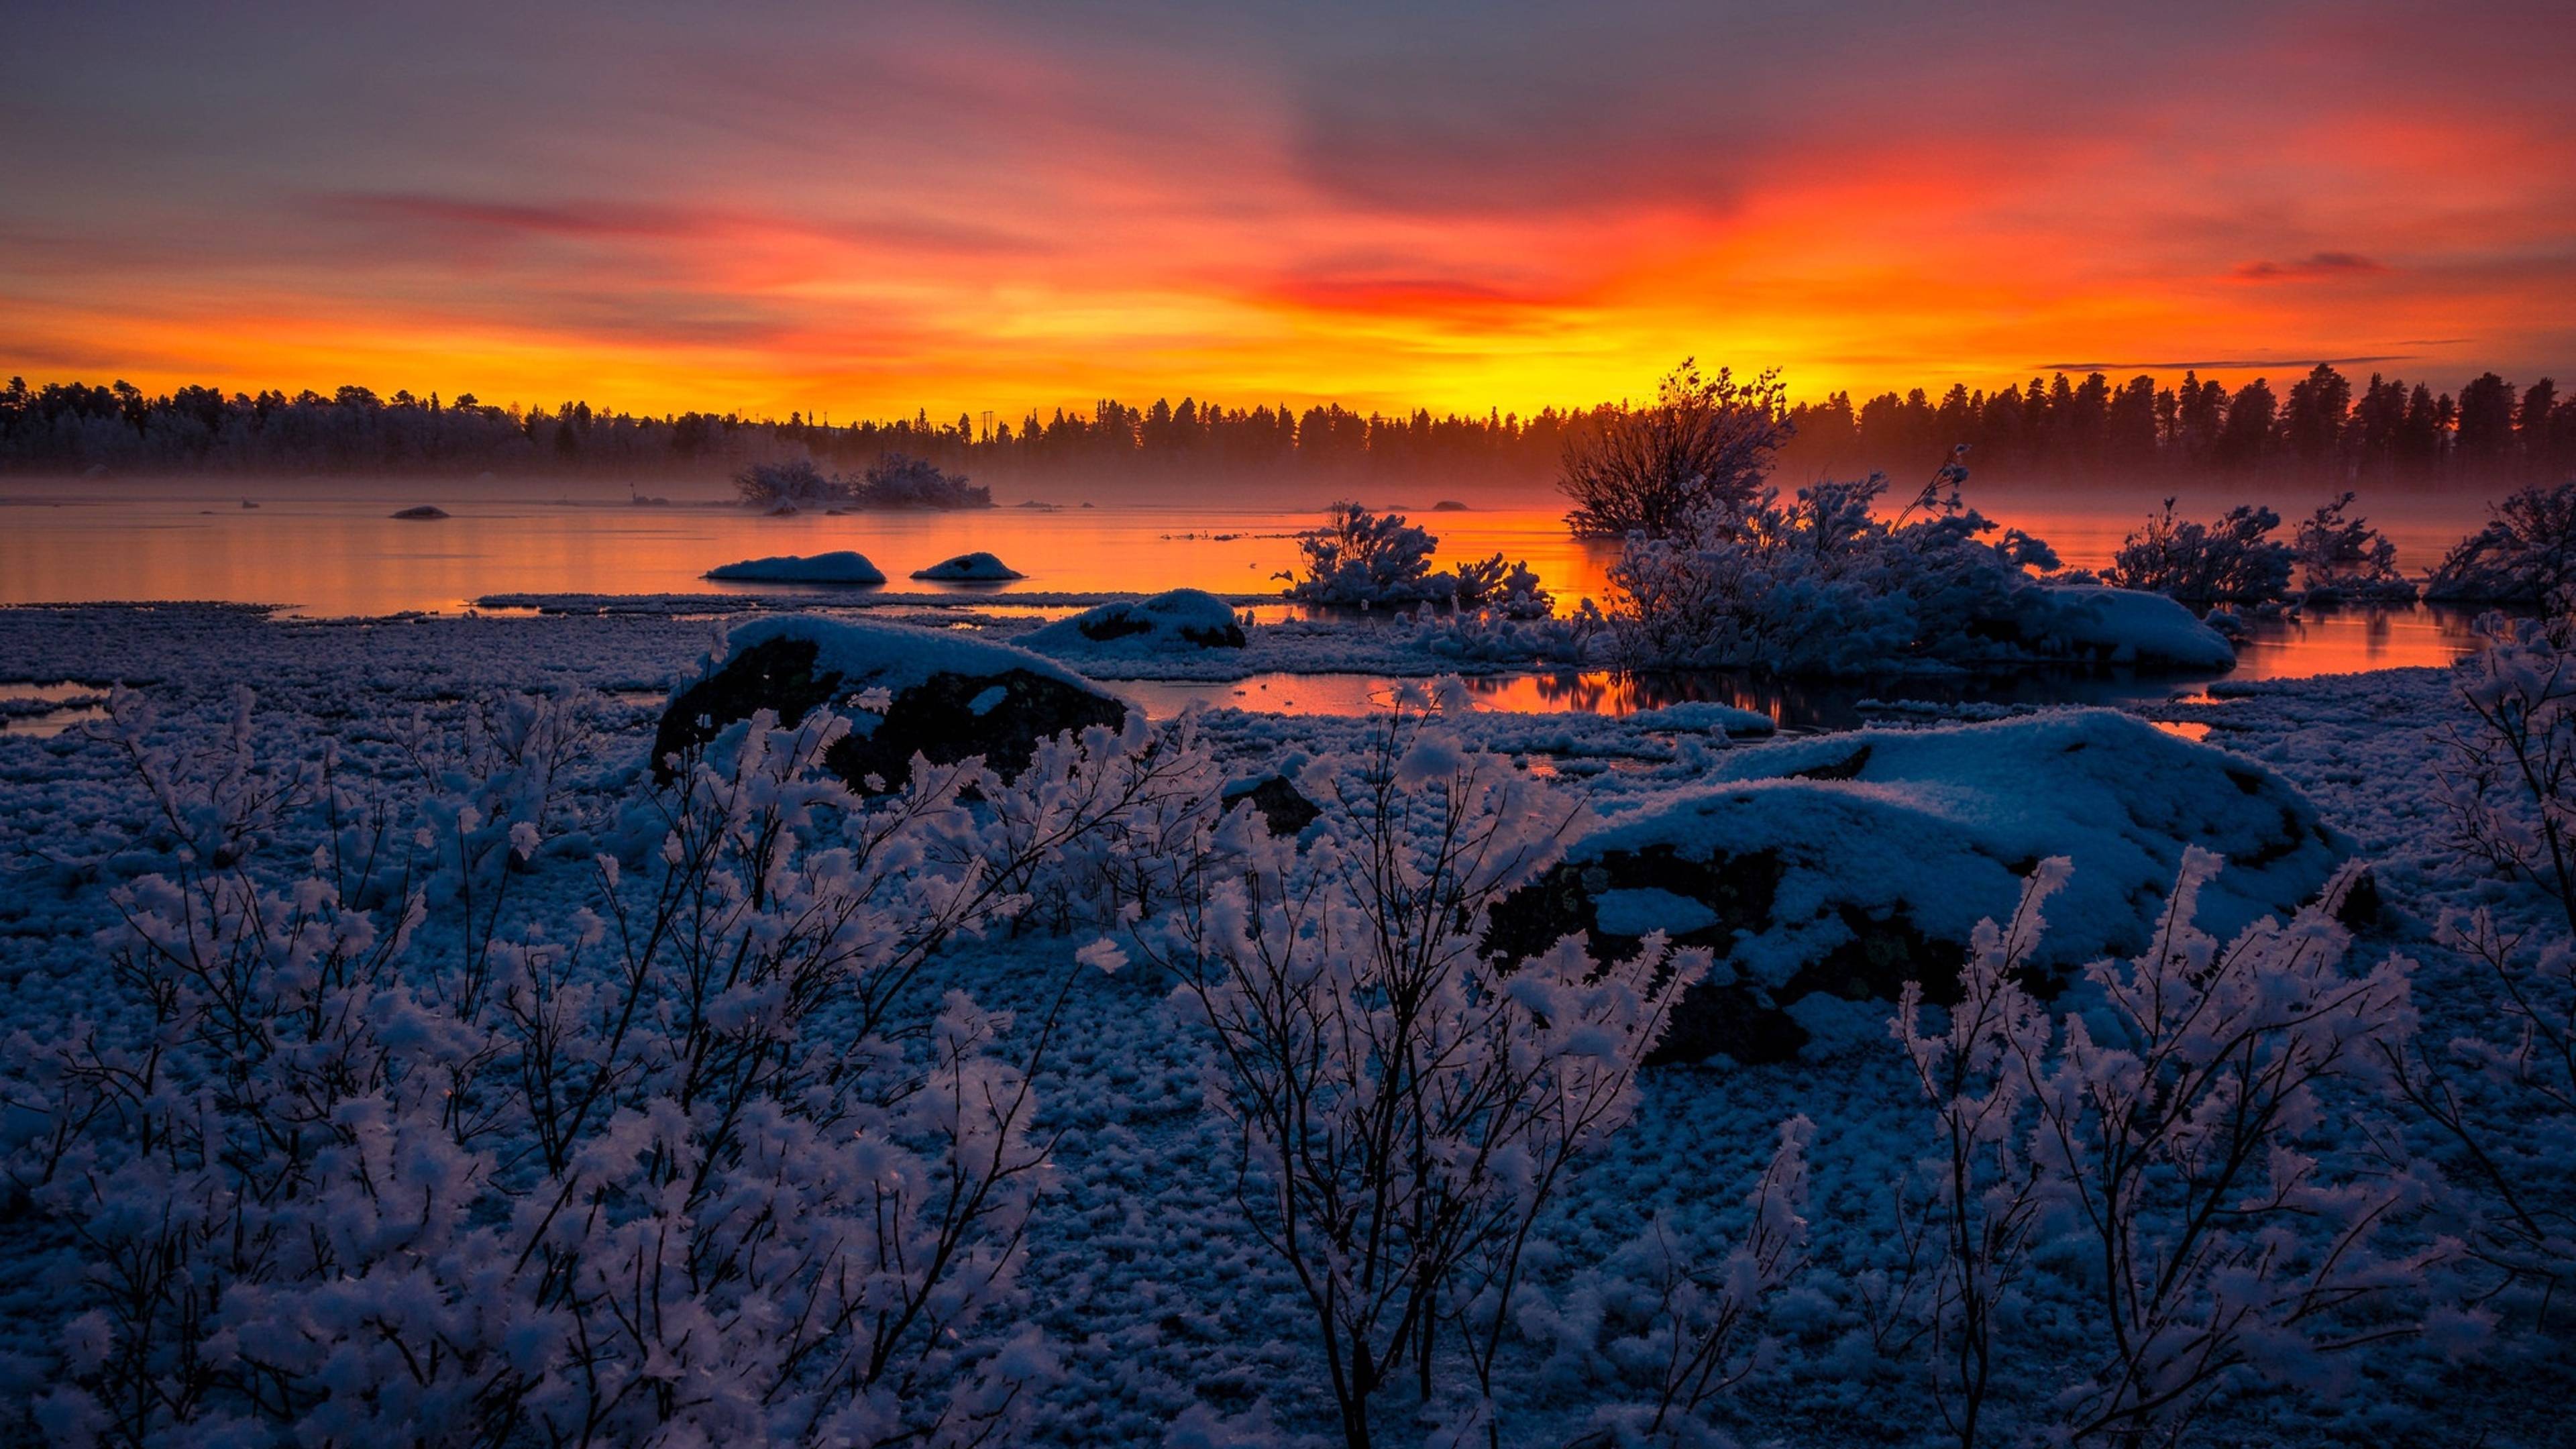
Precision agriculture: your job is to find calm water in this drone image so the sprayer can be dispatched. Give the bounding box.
[0,476,2497,722]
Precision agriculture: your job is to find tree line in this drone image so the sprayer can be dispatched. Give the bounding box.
[3,362,2569,487]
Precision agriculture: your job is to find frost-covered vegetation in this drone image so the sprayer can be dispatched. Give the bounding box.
[1559,360,1788,539]
[2104,498,2297,604]
[3,605,2575,1447]
[1287,503,1552,615]
[1600,475,2226,675]
[733,452,993,511]
[2292,492,2418,602]
[2425,480,2576,605]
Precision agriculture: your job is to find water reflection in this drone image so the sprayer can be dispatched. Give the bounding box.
[1126,605,2486,727]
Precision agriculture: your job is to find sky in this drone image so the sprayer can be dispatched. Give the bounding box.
[3,0,2572,419]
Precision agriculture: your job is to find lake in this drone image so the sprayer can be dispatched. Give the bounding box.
[0,476,2502,719]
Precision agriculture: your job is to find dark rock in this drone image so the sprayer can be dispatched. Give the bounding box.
[1222,775,1321,837]
[654,617,1128,792]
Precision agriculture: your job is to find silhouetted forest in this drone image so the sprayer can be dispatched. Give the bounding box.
[3,364,2569,489]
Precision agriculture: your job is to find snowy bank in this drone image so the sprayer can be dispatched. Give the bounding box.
[2015,585,2237,669]
[702,550,888,585]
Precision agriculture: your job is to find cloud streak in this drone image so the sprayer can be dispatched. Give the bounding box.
[0,0,2569,415]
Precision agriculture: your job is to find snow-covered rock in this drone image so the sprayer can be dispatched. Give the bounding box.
[1489,710,2345,1064]
[2015,586,2237,670]
[911,551,1024,581]
[1021,589,1246,653]
[653,614,1127,790]
[704,550,888,585]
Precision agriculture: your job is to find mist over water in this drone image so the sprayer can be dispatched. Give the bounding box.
[0,474,2500,716]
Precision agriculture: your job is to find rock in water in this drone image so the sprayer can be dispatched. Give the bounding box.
[704,551,887,585]
[1487,710,2347,1065]
[391,504,449,520]
[653,615,1128,790]
[1021,588,1246,653]
[910,551,1024,581]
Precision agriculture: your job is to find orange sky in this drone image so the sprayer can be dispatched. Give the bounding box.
[3,1,2571,418]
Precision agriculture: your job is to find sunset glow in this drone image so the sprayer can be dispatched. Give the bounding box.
[5,1,2571,417]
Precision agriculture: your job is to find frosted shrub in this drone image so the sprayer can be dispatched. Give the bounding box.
[1289,502,1548,612]
[1136,693,1709,1447]
[1605,476,2060,675]
[3,688,1204,1447]
[1892,859,2068,1449]
[2385,910,2576,1314]
[1892,853,2445,1448]
[2398,622,2576,1311]
[2105,498,2294,604]
[2439,612,2576,928]
[1397,598,1606,668]
[1553,1116,1815,1449]
[1560,360,1788,540]
[733,456,842,508]
[2292,492,2414,602]
[2424,480,2576,606]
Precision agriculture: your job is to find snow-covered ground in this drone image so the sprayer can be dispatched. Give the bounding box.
[0,604,2566,1447]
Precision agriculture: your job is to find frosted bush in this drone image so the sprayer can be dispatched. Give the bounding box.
[1134,692,1710,1446]
[1548,1117,1815,1449]
[2438,611,2576,928]
[3,686,1214,1447]
[1560,360,1789,540]
[1397,598,1607,667]
[1605,475,2062,675]
[2106,498,2295,604]
[1890,853,2451,1447]
[2424,481,2576,606]
[1288,502,1549,612]
[2292,492,2416,602]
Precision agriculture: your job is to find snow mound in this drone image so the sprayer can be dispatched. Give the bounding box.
[704,550,887,585]
[1020,589,1246,653]
[911,551,1024,581]
[1490,709,2344,1063]
[2015,586,2237,669]
[655,614,1126,790]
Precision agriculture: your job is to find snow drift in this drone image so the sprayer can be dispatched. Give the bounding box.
[1489,709,2347,1063]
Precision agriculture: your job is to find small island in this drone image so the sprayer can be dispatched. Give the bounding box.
[733,452,990,511]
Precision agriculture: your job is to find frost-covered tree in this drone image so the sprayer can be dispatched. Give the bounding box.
[1560,360,1789,539]
[1137,693,1709,1447]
